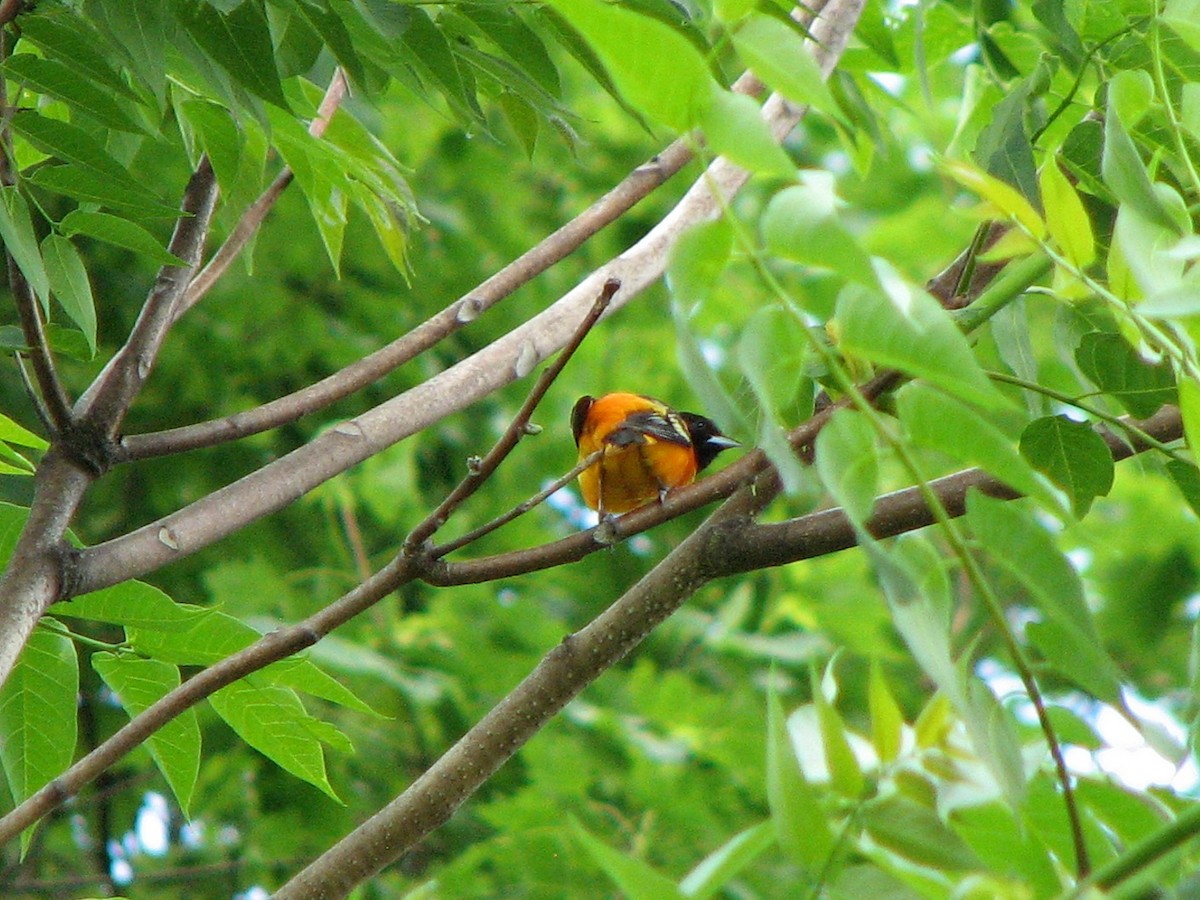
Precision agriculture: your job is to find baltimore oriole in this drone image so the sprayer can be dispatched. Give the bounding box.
[571,392,739,514]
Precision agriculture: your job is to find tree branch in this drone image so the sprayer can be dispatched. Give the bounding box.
[71,15,856,596]
[176,68,350,316]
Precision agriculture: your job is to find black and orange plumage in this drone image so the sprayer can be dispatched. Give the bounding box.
[571,392,738,515]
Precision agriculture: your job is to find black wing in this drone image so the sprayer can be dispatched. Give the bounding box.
[606,409,692,448]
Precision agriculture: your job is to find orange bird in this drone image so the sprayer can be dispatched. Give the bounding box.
[571,392,738,515]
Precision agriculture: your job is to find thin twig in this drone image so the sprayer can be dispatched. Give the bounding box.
[403,279,618,554]
[177,69,350,317]
[0,23,72,433]
[431,449,604,559]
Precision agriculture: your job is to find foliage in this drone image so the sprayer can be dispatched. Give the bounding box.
[1,0,1200,897]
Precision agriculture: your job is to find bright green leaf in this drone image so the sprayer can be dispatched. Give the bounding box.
[93,652,200,815]
[210,679,342,802]
[942,159,1045,238]
[836,278,1010,411]
[898,384,1066,515]
[0,627,78,852]
[546,0,710,131]
[868,660,904,764]
[0,187,50,311]
[814,408,878,530]
[41,234,96,355]
[767,685,834,869]
[1039,162,1094,267]
[732,14,840,120]
[679,821,774,899]
[696,87,794,177]
[762,176,878,288]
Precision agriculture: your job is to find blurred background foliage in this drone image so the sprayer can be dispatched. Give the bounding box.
[3,0,1200,896]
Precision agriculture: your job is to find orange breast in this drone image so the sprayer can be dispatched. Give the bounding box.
[575,393,698,513]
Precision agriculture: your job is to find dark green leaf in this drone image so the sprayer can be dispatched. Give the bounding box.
[180,0,288,108]
[1,55,146,133]
[1019,415,1115,516]
[18,11,143,102]
[1075,332,1175,417]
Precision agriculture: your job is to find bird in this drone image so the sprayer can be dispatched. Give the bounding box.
[570,392,739,515]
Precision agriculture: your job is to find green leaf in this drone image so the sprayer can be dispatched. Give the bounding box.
[1074,332,1175,418]
[678,821,774,899]
[127,608,375,715]
[570,819,684,899]
[966,492,1120,701]
[546,0,711,131]
[30,165,182,218]
[814,408,878,530]
[17,12,143,103]
[1165,0,1200,51]
[836,277,1010,411]
[179,0,288,108]
[1167,458,1200,516]
[943,160,1044,238]
[762,176,878,288]
[85,1,168,105]
[402,7,482,123]
[898,384,1066,514]
[766,683,834,869]
[696,87,794,177]
[971,66,1042,201]
[0,413,48,451]
[0,627,78,852]
[811,664,864,798]
[862,796,984,871]
[461,3,561,97]
[53,582,209,632]
[93,653,200,815]
[1180,378,1200,461]
[59,211,187,267]
[1039,162,1095,268]
[41,235,96,355]
[1102,78,1182,235]
[736,306,808,495]
[1,55,145,133]
[667,219,733,308]
[1018,415,1114,516]
[868,660,904,764]
[731,14,840,120]
[0,187,51,311]
[209,679,342,802]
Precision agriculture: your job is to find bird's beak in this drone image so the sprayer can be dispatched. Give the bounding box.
[708,436,740,450]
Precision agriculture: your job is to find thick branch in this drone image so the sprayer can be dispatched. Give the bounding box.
[274,497,738,899]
